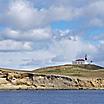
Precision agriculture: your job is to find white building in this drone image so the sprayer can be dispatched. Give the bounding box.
[72,54,88,65]
[72,59,85,65]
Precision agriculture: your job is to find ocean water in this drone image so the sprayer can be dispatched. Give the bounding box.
[0,90,104,104]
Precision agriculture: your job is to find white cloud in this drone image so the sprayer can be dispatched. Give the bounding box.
[0,28,99,68]
[0,40,32,51]
[89,18,104,27]
[7,0,36,29]
[0,50,55,69]
[48,6,79,21]
[91,42,104,65]
[51,38,82,61]
[1,0,104,29]
[49,31,97,63]
[1,28,52,41]
[31,28,52,40]
[0,0,104,68]
[78,0,104,27]
[0,0,81,29]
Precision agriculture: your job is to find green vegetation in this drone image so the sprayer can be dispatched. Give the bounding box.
[33,64,104,78]
[0,64,104,78]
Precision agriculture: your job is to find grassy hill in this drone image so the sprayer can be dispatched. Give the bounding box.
[0,64,104,89]
[33,64,104,78]
[0,64,104,78]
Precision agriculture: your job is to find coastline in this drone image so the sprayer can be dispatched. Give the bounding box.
[0,64,104,90]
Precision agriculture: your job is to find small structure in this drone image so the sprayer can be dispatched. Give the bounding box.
[72,59,85,65]
[72,54,88,65]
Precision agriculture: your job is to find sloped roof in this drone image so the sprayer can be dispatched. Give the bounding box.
[75,59,85,61]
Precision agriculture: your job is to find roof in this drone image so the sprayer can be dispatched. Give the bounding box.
[75,59,85,61]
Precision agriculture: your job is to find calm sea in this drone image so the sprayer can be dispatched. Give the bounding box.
[0,90,104,104]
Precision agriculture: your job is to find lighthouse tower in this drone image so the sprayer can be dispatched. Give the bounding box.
[85,54,87,60]
[85,54,88,64]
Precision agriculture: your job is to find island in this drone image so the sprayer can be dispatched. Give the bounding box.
[0,64,104,90]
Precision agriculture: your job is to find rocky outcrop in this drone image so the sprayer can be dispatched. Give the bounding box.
[0,70,104,90]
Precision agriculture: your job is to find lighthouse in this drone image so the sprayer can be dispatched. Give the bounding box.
[85,54,87,60]
[85,54,88,64]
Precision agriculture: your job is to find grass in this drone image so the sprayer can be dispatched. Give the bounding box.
[0,64,104,78]
[33,64,104,78]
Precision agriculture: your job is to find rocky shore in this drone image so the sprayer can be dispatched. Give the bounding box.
[0,68,104,90]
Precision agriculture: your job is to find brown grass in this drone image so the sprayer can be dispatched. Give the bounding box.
[33,64,104,78]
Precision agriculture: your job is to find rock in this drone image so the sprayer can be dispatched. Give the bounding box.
[0,70,104,90]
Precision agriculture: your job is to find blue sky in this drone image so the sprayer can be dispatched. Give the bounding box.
[0,0,104,69]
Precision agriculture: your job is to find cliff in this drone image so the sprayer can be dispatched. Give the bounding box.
[0,64,104,90]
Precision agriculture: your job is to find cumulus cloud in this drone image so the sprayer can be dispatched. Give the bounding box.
[0,0,81,29]
[90,41,104,65]
[51,36,96,63]
[0,28,52,41]
[78,0,104,27]
[0,0,45,29]
[5,0,36,29]
[0,40,32,51]
[51,39,82,62]
[0,0,104,29]
[19,35,92,68]
[0,27,101,68]
[0,50,55,69]
[0,0,104,68]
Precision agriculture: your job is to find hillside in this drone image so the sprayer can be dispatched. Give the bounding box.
[33,64,104,78]
[0,64,104,90]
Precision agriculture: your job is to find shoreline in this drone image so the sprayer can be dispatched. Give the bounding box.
[0,86,104,90]
[0,64,104,90]
[0,88,104,91]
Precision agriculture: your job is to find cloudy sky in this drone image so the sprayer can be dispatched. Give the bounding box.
[0,0,104,69]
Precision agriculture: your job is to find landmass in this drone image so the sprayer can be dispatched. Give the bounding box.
[0,64,104,90]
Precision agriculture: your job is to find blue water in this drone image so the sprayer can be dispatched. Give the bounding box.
[0,90,104,104]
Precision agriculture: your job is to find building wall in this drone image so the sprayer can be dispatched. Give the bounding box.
[72,61,85,65]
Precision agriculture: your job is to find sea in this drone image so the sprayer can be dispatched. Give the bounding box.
[0,90,104,104]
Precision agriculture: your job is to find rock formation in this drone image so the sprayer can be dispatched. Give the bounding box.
[0,68,104,90]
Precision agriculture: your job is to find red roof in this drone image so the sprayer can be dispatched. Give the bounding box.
[75,59,85,61]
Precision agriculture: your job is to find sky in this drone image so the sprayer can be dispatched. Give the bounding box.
[0,0,104,69]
